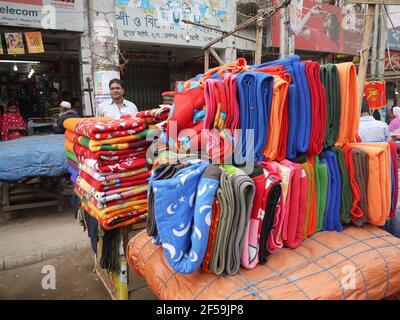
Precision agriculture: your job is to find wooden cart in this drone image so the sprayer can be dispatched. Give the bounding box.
[0,176,65,221]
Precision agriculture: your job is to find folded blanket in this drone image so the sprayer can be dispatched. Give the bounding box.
[264,77,289,160]
[255,56,311,156]
[222,165,255,274]
[68,164,78,183]
[65,150,78,164]
[389,142,399,217]
[65,129,152,152]
[314,155,328,232]
[162,91,175,97]
[335,63,360,147]
[64,116,146,140]
[76,182,147,210]
[79,169,150,191]
[135,106,170,125]
[79,163,149,182]
[258,168,282,264]
[306,61,327,155]
[76,175,148,202]
[331,147,352,224]
[252,65,291,161]
[207,167,235,275]
[98,211,148,230]
[77,155,147,173]
[281,160,307,248]
[350,143,391,226]
[351,147,369,226]
[321,150,344,232]
[65,140,150,162]
[152,163,221,274]
[257,162,285,253]
[301,159,317,238]
[147,163,189,237]
[202,198,220,273]
[241,164,265,270]
[236,72,274,163]
[342,145,363,225]
[320,64,341,148]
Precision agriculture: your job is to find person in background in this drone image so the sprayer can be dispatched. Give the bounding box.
[71,97,83,117]
[62,90,73,103]
[358,99,390,142]
[54,101,80,134]
[386,106,395,125]
[372,109,381,121]
[389,106,400,134]
[47,88,61,118]
[1,101,27,141]
[96,79,138,119]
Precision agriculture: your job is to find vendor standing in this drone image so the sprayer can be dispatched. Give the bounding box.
[95,79,138,119]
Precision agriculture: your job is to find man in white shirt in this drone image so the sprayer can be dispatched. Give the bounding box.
[96,79,138,119]
[358,99,390,142]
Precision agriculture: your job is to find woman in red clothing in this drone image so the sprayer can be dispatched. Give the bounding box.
[1,101,27,141]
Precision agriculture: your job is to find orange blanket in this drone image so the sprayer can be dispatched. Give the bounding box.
[335,63,360,147]
[350,142,391,226]
[263,76,289,160]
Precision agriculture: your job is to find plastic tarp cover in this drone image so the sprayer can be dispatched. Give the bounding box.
[0,135,68,181]
[127,225,400,300]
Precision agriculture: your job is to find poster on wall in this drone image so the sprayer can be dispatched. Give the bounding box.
[272,0,365,55]
[5,32,25,54]
[25,31,45,53]
[115,0,232,48]
[0,0,83,32]
[364,81,387,109]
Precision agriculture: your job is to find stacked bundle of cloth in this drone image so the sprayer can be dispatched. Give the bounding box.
[146,141,397,276]
[161,91,175,106]
[143,57,395,276]
[168,56,360,162]
[63,111,167,230]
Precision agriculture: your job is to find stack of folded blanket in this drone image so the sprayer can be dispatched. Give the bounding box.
[143,56,397,276]
[63,109,168,230]
[161,91,175,106]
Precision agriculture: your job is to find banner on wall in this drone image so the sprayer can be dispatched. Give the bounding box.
[0,0,83,32]
[272,0,365,55]
[25,31,45,53]
[5,32,25,54]
[364,81,387,109]
[115,0,232,48]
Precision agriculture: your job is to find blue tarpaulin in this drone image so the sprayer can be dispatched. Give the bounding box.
[0,135,68,181]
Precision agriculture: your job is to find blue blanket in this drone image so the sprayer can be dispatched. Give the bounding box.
[321,150,344,232]
[254,55,311,157]
[0,135,68,181]
[151,162,220,274]
[236,72,274,163]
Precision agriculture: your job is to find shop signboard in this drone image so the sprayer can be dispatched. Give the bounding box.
[272,0,365,55]
[0,0,84,32]
[115,0,232,48]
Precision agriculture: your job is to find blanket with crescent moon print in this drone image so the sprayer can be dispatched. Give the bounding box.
[150,162,221,274]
